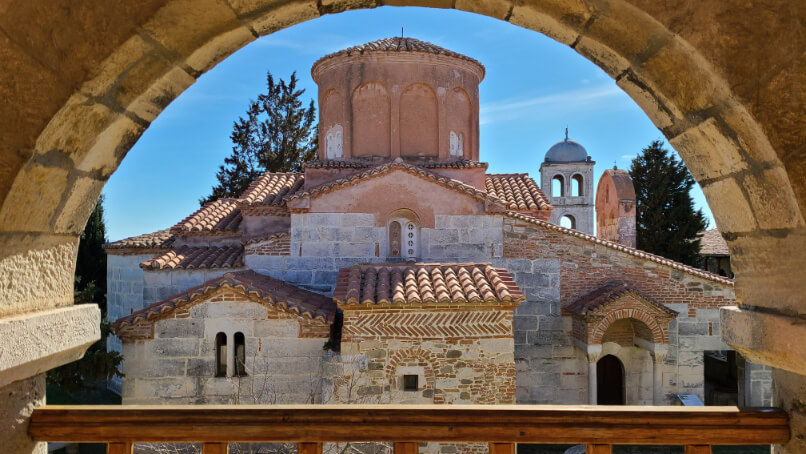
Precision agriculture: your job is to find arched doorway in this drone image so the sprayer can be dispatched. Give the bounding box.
[597,355,625,405]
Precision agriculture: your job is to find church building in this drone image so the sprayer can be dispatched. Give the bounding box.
[107,38,770,412]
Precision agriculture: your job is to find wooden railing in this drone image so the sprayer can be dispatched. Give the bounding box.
[29,405,790,454]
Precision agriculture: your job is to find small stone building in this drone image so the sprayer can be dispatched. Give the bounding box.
[108,37,771,413]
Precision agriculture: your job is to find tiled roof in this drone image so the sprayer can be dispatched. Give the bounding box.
[315,37,484,70]
[244,232,290,245]
[172,199,242,233]
[286,159,508,211]
[239,172,305,205]
[416,160,488,169]
[505,211,734,285]
[564,281,676,317]
[699,229,730,256]
[140,245,244,270]
[334,263,524,306]
[105,229,174,250]
[486,174,551,212]
[304,160,372,169]
[111,270,337,334]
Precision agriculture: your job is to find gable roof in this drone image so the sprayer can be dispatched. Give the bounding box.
[239,172,305,206]
[105,229,174,251]
[699,229,730,256]
[171,199,242,234]
[486,174,551,212]
[286,159,508,212]
[140,245,244,270]
[111,270,337,336]
[505,211,733,285]
[564,280,677,317]
[334,263,524,307]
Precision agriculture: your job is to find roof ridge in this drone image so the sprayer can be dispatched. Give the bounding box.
[504,211,734,285]
[111,270,336,336]
[286,160,509,210]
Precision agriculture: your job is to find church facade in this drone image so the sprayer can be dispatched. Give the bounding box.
[107,38,770,411]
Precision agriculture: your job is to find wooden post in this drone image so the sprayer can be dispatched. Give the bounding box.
[489,442,515,454]
[394,442,418,454]
[202,442,229,454]
[685,446,712,454]
[586,444,612,454]
[299,442,324,454]
[107,443,133,454]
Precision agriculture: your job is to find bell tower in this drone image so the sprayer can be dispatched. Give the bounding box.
[539,130,595,234]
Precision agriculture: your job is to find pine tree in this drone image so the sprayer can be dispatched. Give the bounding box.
[202,71,317,204]
[630,140,707,266]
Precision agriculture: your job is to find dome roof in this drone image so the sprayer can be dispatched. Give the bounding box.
[313,37,484,73]
[545,131,589,163]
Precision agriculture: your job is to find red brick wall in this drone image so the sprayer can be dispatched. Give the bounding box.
[503,217,734,315]
[245,234,291,256]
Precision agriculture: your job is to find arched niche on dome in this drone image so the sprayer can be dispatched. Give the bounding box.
[400,83,438,158]
[321,89,345,159]
[446,87,471,158]
[352,82,390,157]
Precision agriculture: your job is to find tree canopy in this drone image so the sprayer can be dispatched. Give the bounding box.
[202,71,317,204]
[630,140,707,266]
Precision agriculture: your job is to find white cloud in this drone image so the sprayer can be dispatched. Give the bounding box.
[479,84,625,125]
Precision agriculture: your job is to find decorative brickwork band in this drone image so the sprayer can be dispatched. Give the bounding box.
[343,310,513,340]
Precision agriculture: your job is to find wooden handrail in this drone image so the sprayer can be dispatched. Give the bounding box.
[29,404,789,446]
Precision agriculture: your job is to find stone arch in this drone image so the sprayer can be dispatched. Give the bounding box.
[385,346,438,396]
[351,82,390,157]
[592,311,666,345]
[560,214,576,230]
[446,87,471,159]
[552,174,565,197]
[571,173,584,197]
[399,83,438,157]
[2,4,806,450]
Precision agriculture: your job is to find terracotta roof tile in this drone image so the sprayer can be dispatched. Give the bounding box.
[334,263,524,307]
[564,281,675,317]
[287,159,508,211]
[505,211,734,285]
[699,229,730,256]
[486,174,551,212]
[111,270,337,335]
[304,160,372,169]
[304,159,488,169]
[172,199,242,233]
[105,229,174,250]
[315,37,484,72]
[244,232,290,245]
[141,245,244,270]
[239,172,305,205]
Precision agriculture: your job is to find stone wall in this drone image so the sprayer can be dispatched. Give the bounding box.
[120,290,329,405]
[106,252,155,393]
[247,213,503,294]
[142,268,233,305]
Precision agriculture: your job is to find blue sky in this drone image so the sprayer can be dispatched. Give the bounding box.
[103,6,713,241]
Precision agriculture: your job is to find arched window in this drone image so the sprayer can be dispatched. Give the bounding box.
[552,175,565,197]
[215,332,227,377]
[234,332,247,377]
[388,209,420,259]
[572,174,583,197]
[560,215,576,230]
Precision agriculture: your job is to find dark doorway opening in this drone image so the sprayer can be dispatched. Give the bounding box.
[704,350,738,405]
[597,354,625,405]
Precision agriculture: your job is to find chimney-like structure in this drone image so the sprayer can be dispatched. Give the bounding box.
[595,167,636,248]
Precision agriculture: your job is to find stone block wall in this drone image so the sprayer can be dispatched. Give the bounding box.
[142,268,232,305]
[247,213,504,294]
[335,308,516,406]
[106,253,155,393]
[120,293,329,405]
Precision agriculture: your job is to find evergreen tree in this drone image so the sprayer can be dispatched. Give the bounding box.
[48,196,121,394]
[630,140,707,266]
[202,71,317,204]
